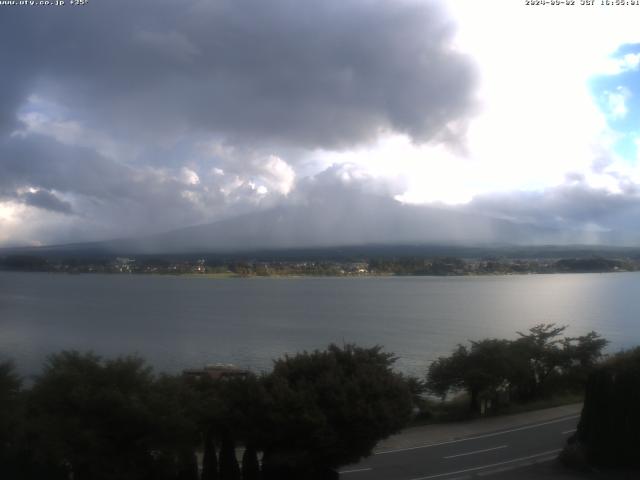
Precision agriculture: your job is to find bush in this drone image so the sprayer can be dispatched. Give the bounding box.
[261,344,413,475]
[1,344,416,479]
[572,347,640,468]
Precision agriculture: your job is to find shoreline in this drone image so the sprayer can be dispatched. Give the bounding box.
[0,269,637,278]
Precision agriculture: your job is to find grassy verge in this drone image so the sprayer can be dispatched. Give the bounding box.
[497,392,583,416]
[410,392,584,427]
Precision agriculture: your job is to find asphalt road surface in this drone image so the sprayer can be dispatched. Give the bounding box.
[339,414,579,480]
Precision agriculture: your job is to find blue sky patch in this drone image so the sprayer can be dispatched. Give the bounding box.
[590,43,640,163]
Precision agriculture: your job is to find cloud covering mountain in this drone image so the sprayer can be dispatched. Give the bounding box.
[1,0,640,248]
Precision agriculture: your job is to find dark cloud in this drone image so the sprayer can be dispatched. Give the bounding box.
[108,166,565,254]
[141,175,640,252]
[0,0,483,245]
[5,142,640,248]
[0,132,295,243]
[463,182,640,244]
[12,1,638,249]
[0,0,477,148]
[21,189,72,215]
[0,134,133,200]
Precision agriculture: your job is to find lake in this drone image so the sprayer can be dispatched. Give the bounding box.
[1,271,639,377]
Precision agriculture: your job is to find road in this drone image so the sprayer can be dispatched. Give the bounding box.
[339,414,579,480]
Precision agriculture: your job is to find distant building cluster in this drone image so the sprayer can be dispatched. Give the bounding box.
[1,254,639,276]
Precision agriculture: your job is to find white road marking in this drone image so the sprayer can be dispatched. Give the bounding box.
[561,429,576,435]
[477,454,557,476]
[477,465,523,477]
[339,467,373,474]
[408,449,562,480]
[444,445,507,459]
[375,415,579,455]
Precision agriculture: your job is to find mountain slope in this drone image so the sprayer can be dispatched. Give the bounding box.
[2,194,584,256]
[114,195,560,254]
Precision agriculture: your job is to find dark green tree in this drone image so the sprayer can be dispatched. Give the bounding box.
[177,449,199,480]
[191,373,268,479]
[149,374,201,477]
[560,331,608,389]
[513,323,568,398]
[261,344,412,478]
[0,361,23,476]
[427,340,512,413]
[565,331,608,369]
[241,444,260,480]
[201,429,219,480]
[572,347,640,468]
[427,325,608,411]
[426,345,467,400]
[25,351,199,480]
[219,433,241,480]
[217,375,270,450]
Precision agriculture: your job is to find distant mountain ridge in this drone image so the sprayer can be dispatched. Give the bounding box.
[94,195,561,254]
[0,194,631,257]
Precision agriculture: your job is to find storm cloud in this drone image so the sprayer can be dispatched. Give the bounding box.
[0,0,485,245]
[2,0,637,249]
[457,172,640,245]
[20,189,72,215]
[0,0,476,147]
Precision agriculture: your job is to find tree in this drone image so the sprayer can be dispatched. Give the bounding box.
[219,433,241,480]
[566,331,608,369]
[190,373,269,479]
[176,449,199,480]
[426,345,467,400]
[260,344,412,478]
[570,347,640,468]
[149,374,201,478]
[0,360,20,437]
[25,351,198,480]
[427,340,512,413]
[427,325,609,411]
[201,429,219,480]
[509,324,607,400]
[242,445,260,480]
[514,323,571,398]
[0,361,22,476]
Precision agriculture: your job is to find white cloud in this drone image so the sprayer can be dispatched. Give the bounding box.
[598,52,640,76]
[258,155,296,196]
[0,200,77,246]
[604,87,631,119]
[306,0,640,208]
[179,167,200,185]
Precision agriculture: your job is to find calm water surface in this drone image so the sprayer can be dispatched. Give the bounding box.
[1,272,639,376]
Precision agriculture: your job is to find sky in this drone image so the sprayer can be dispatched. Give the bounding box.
[1,0,640,248]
